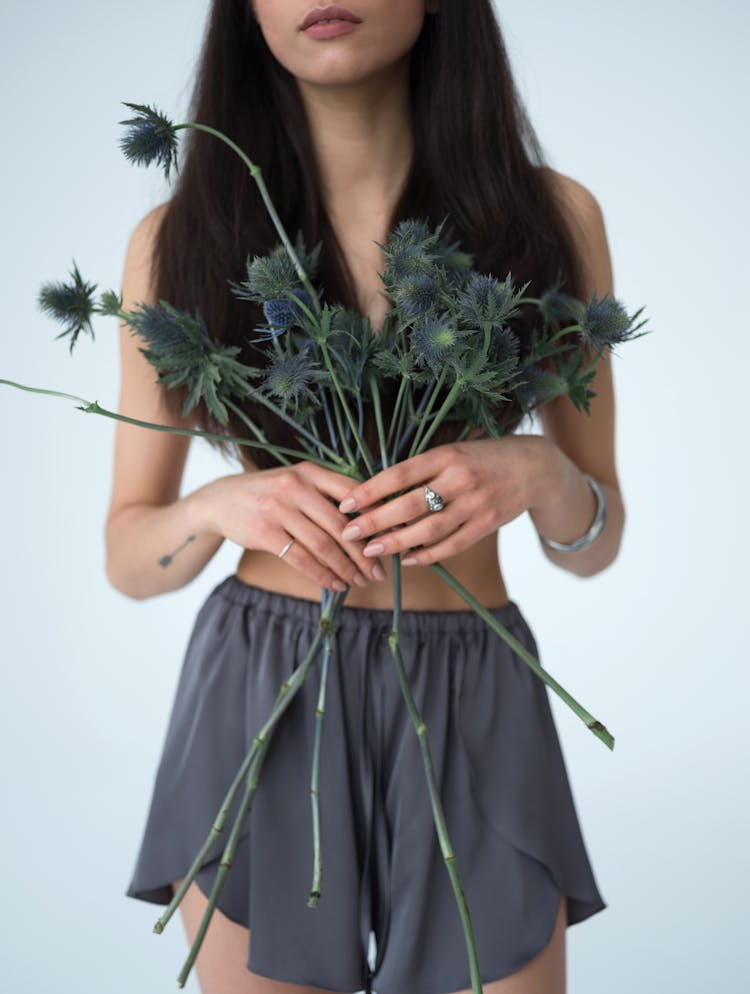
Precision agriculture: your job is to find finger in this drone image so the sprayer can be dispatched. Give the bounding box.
[337,449,451,513]
[285,509,376,588]
[401,520,487,567]
[299,495,387,582]
[360,503,465,559]
[339,485,441,543]
[267,530,348,592]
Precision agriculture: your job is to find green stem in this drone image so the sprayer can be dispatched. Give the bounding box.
[175,123,320,313]
[387,556,483,994]
[168,589,350,988]
[428,562,614,750]
[410,378,465,456]
[407,365,449,459]
[222,397,291,466]
[319,340,375,475]
[368,374,390,470]
[385,372,409,455]
[308,607,337,907]
[0,379,358,473]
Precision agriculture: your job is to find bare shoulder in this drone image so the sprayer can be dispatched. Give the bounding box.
[122,200,170,295]
[538,165,614,297]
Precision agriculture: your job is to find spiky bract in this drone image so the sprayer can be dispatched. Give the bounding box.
[38,261,98,354]
[124,300,261,424]
[118,102,180,181]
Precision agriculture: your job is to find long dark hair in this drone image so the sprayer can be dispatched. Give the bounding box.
[151,0,586,471]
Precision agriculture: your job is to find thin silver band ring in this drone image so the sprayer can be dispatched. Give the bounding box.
[278,538,295,559]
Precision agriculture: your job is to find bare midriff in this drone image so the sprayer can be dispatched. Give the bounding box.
[235,532,511,611]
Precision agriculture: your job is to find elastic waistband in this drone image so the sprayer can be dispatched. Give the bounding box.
[210,573,527,637]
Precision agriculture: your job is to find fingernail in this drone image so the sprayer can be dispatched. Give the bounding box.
[402,556,419,566]
[353,572,368,588]
[363,542,385,557]
[372,563,386,582]
[341,524,361,541]
[339,497,356,513]
[332,579,347,592]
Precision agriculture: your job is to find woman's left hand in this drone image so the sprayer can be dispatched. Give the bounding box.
[337,435,561,566]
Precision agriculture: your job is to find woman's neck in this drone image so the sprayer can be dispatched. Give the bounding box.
[295,56,414,223]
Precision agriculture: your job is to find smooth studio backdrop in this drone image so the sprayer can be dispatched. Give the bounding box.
[1,2,747,991]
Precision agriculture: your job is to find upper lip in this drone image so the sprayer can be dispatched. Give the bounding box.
[299,5,362,31]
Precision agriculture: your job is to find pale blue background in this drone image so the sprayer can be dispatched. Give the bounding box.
[1,2,747,992]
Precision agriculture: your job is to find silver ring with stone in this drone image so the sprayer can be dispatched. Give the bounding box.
[278,538,296,559]
[424,485,445,513]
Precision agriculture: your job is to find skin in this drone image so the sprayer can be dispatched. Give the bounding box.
[106,3,623,991]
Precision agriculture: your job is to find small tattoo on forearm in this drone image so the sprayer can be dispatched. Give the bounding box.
[158,534,197,568]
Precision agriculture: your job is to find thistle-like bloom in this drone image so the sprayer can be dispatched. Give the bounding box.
[577,292,649,352]
[38,261,98,354]
[231,235,322,306]
[411,313,467,371]
[390,272,438,320]
[488,324,521,365]
[124,300,261,424]
[458,271,525,327]
[118,102,180,181]
[261,288,313,333]
[264,353,321,414]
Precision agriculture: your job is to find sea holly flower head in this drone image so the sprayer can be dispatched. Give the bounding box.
[231,233,322,306]
[389,271,438,321]
[488,324,521,365]
[264,353,322,416]
[458,271,526,327]
[411,313,469,371]
[118,102,180,181]
[576,291,649,353]
[260,288,313,334]
[38,260,98,354]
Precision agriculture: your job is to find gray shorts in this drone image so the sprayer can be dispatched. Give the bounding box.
[125,574,606,994]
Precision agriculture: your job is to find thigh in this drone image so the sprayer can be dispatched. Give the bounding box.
[449,894,567,994]
[173,877,340,994]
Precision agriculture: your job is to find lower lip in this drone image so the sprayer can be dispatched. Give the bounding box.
[302,19,361,39]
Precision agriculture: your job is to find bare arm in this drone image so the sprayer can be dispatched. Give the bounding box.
[104,204,234,600]
[525,169,626,578]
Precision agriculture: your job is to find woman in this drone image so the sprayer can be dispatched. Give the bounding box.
[112,2,621,992]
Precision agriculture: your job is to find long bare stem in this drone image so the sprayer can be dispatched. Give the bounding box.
[387,556,484,994]
[154,589,349,940]
[429,562,614,750]
[307,589,338,907]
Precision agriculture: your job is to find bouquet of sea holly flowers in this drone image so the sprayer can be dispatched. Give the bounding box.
[1,102,649,992]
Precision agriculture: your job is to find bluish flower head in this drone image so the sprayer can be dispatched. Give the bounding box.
[38,260,98,354]
[578,292,646,351]
[411,313,467,371]
[264,353,322,415]
[378,217,449,292]
[231,233,321,305]
[489,324,521,365]
[129,300,211,359]
[262,288,312,332]
[118,102,180,182]
[391,272,438,321]
[458,271,522,326]
[515,363,569,413]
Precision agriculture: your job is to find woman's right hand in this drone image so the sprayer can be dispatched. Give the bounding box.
[193,461,387,592]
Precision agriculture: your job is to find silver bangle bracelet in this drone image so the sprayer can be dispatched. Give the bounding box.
[538,473,607,553]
